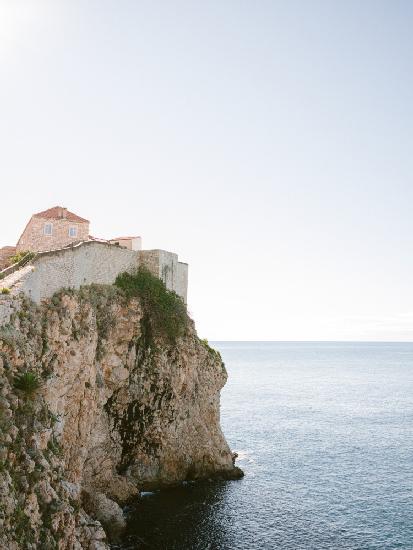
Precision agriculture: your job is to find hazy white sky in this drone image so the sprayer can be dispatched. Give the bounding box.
[1,1,412,341]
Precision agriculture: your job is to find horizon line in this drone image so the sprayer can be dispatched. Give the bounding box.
[208,339,413,344]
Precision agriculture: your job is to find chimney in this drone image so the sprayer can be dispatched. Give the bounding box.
[59,207,68,218]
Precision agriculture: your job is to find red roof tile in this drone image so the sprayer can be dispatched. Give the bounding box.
[33,206,89,223]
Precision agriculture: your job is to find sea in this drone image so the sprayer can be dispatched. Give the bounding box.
[119,342,413,550]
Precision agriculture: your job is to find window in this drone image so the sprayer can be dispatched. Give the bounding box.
[69,227,77,237]
[44,223,53,236]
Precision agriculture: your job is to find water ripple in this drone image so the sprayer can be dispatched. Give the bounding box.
[120,342,413,550]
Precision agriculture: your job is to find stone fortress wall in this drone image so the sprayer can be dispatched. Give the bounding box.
[0,241,188,306]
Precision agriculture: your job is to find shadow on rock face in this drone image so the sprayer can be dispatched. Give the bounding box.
[82,489,126,543]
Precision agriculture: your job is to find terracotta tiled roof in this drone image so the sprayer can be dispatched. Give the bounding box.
[33,206,89,223]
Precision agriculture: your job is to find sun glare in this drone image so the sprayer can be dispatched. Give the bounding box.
[0,2,37,57]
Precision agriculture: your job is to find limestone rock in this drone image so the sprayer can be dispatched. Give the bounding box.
[82,490,126,540]
[0,286,242,548]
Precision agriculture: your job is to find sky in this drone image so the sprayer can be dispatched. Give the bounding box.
[0,0,413,341]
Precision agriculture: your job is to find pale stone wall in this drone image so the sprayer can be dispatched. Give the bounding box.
[0,242,188,304]
[177,262,188,304]
[138,249,162,278]
[2,242,138,303]
[159,251,178,292]
[17,216,90,253]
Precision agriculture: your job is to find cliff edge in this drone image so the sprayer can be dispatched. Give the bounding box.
[0,270,242,548]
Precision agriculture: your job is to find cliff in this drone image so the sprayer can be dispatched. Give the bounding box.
[0,272,242,549]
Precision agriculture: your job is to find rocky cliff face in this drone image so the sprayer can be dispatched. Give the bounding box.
[0,283,242,549]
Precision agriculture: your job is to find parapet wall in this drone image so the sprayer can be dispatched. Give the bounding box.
[1,242,138,304]
[0,242,188,305]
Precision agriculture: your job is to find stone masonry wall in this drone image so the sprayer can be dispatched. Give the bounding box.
[177,262,188,304]
[137,249,164,279]
[16,216,90,253]
[139,250,188,303]
[0,243,188,304]
[2,242,137,303]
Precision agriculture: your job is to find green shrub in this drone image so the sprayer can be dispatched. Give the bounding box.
[1,287,10,294]
[199,337,222,359]
[13,372,41,396]
[8,250,35,266]
[47,436,63,457]
[200,338,210,348]
[115,267,188,342]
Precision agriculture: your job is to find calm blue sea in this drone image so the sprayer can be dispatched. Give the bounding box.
[121,342,413,550]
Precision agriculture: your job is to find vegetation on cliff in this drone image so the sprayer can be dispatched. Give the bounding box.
[115,267,189,343]
[0,348,76,547]
[13,371,42,396]
[7,251,36,267]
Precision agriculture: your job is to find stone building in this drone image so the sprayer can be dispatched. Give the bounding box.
[0,246,16,270]
[109,236,142,251]
[1,206,188,305]
[16,206,90,253]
